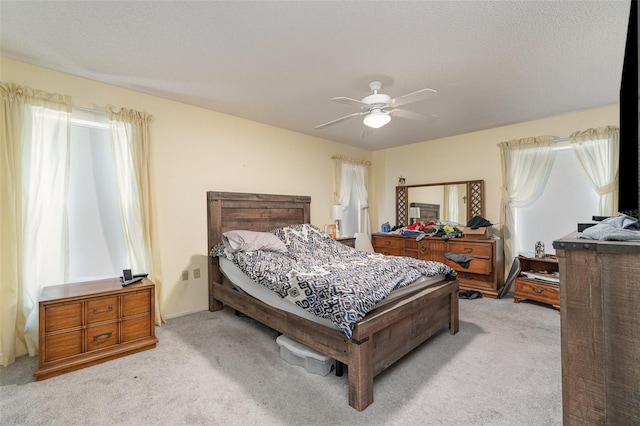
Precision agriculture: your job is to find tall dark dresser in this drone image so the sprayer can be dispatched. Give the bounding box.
[553,234,640,425]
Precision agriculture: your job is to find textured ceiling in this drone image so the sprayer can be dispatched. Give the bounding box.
[0,1,632,150]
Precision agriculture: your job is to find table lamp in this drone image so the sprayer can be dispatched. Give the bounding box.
[331,204,343,238]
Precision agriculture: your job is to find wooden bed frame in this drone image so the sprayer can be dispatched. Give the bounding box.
[207,191,459,411]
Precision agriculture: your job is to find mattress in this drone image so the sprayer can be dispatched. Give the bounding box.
[219,257,445,330]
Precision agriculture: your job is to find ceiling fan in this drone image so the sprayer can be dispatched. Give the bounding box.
[315,81,438,130]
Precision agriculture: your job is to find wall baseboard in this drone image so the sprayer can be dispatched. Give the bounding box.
[163,306,209,320]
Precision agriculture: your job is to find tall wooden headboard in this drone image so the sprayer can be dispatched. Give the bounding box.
[206,191,311,311]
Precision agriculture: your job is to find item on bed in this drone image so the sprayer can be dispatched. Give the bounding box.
[207,191,460,411]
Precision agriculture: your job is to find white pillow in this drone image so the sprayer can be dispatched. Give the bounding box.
[222,230,287,253]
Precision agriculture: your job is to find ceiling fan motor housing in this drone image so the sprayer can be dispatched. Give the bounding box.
[362,93,391,109]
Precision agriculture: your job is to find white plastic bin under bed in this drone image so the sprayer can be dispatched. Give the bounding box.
[275,334,335,376]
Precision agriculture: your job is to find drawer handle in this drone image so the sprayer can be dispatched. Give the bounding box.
[384,241,390,246]
[464,248,473,253]
[93,305,113,314]
[533,287,544,294]
[93,331,113,343]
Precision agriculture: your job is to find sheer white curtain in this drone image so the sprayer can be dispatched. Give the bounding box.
[333,156,371,235]
[443,184,460,223]
[498,136,555,270]
[569,126,619,216]
[109,108,164,325]
[0,83,72,366]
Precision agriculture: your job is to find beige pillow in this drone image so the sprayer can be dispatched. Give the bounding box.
[222,230,287,253]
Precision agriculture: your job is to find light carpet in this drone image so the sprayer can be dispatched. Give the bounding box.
[0,295,561,425]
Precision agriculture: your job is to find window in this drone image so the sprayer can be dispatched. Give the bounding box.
[514,143,599,256]
[68,110,126,281]
[341,179,360,238]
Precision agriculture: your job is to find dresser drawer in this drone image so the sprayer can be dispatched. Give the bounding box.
[372,236,402,249]
[122,289,151,317]
[87,296,118,324]
[457,272,495,294]
[45,303,82,332]
[86,322,119,352]
[122,315,152,342]
[376,247,403,256]
[44,330,82,362]
[447,241,493,258]
[444,257,492,275]
[372,235,403,256]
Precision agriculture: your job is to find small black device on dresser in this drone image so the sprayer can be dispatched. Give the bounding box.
[121,269,148,286]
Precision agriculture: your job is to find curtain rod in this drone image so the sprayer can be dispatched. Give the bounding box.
[331,155,371,166]
[73,106,108,115]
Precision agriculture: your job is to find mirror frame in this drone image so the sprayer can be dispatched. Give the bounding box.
[396,179,485,227]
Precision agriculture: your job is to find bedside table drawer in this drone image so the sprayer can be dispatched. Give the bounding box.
[515,280,559,302]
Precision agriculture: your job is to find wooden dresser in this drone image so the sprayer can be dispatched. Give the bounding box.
[35,277,158,380]
[372,233,504,298]
[553,234,640,425]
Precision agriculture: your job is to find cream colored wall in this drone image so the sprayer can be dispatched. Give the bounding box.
[2,57,620,317]
[2,58,372,318]
[371,104,619,232]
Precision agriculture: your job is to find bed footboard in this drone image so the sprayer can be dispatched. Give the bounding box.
[212,277,459,411]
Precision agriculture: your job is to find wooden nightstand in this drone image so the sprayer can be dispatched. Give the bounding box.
[336,237,355,248]
[513,255,559,308]
[35,277,158,380]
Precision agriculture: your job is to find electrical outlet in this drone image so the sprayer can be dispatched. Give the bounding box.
[182,270,189,281]
[193,268,200,279]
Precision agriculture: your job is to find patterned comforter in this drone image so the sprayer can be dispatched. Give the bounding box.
[212,224,456,338]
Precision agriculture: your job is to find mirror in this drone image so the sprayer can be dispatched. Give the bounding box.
[396,180,484,227]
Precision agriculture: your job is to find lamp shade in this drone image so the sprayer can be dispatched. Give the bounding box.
[409,207,421,219]
[363,109,391,129]
[331,204,343,220]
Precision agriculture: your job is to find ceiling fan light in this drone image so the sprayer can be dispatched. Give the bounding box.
[363,110,391,128]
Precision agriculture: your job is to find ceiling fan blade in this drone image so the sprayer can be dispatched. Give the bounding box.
[315,111,367,129]
[390,109,439,123]
[331,97,370,109]
[389,88,437,108]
